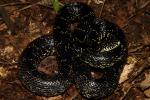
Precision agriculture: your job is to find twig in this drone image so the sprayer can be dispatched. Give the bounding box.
[121,59,149,85]
[18,1,63,11]
[122,1,150,29]
[128,45,144,54]
[18,3,39,11]
[0,61,18,66]
[0,1,64,17]
[119,60,149,100]
[0,2,30,7]
[0,58,18,66]
[88,0,106,17]
[0,6,16,35]
[99,0,106,17]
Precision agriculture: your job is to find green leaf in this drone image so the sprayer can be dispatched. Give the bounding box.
[52,0,60,12]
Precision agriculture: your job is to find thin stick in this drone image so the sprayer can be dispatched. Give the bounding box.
[0,6,16,35]
[0,2,30,7]
[122,1,150,29]
[99,0,106,17]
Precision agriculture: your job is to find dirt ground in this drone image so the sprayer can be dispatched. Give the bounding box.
[0,0,150,100]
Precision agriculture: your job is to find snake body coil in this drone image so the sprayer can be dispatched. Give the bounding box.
[18,2,127,99]
[53,2,95,65]
[72,18,127,68]
[18,35,72,96]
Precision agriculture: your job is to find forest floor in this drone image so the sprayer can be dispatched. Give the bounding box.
[0,0,150,100]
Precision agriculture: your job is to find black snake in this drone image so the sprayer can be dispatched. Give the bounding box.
[18,2,127,99]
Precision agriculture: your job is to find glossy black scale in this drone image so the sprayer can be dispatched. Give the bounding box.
[72,59,125,99]
[53,2,95,63]
[72,18,127,68]
[18,2,127,99]
[18,35,72,96]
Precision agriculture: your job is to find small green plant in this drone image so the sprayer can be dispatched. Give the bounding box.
[52,0,60,12]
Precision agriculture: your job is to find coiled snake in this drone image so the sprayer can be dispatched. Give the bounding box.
[18,2,127,99]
